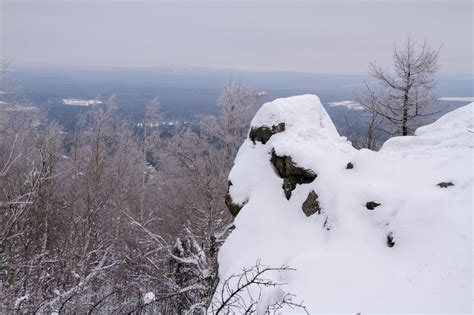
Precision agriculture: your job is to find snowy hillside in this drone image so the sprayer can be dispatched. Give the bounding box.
[217,95,473,313]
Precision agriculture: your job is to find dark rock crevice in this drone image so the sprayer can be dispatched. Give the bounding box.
[366,201,381,210]
[323,216,330,230]
[249,122,286,144]
[271,150,317,199]
[437,181,454,188]
[386,233,395,247]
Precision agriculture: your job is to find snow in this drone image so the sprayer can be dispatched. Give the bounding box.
[14,295,28,310]
[143,292,155,304]
[0,105,38,112]
[218,95,473,313]
[438,97,474,102]
[327,100,364,110]
[62,98,103,106]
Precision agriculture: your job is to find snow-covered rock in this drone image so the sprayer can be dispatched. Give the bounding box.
[218,95,473,313]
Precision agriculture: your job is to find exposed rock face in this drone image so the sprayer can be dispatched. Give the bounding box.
[437,181,454,188]
[224,181,245,217]
[249,122,286,144]
[346,162,354,169]
[271,150,317,199]
[302,190,321,216]
[366,201,381,210]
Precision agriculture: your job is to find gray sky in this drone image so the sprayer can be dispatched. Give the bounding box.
[1,0,473,74]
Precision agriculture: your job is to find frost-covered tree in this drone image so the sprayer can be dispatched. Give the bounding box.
[201,78,263,169]
[0,94,145,312]
[126,79,261,313]
[0,73,262,312]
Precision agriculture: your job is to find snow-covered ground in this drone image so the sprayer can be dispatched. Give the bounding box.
[218,95,473,313]
[438,97,474,102]
[327,100,364,110]
[62,98,103,106]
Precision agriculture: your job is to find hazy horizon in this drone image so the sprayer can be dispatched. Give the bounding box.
[2,0,473,75]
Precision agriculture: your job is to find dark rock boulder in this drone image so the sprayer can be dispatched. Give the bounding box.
[346,162,354,169]
[386,233,395,247]
[249,122,286,144]
[302,190,321,217]
[224,181,246,217]
[366,201,381,210]
[271,150,317,199]
[437,181,454,188]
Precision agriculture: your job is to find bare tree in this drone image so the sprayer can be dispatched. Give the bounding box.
[357,38,440,136]
[210,260,308,314]
[352,82,387,150]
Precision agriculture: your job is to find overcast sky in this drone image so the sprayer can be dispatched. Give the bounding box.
[1,0,473,74]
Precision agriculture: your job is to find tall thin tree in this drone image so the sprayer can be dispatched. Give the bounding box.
[358,38,441,136]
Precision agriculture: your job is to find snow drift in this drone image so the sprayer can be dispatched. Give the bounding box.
[218,95,473,313]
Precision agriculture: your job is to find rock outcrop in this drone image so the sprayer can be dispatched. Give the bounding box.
[218,95,473,313]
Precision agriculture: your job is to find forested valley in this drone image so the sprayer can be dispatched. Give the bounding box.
[0,76,263,313]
